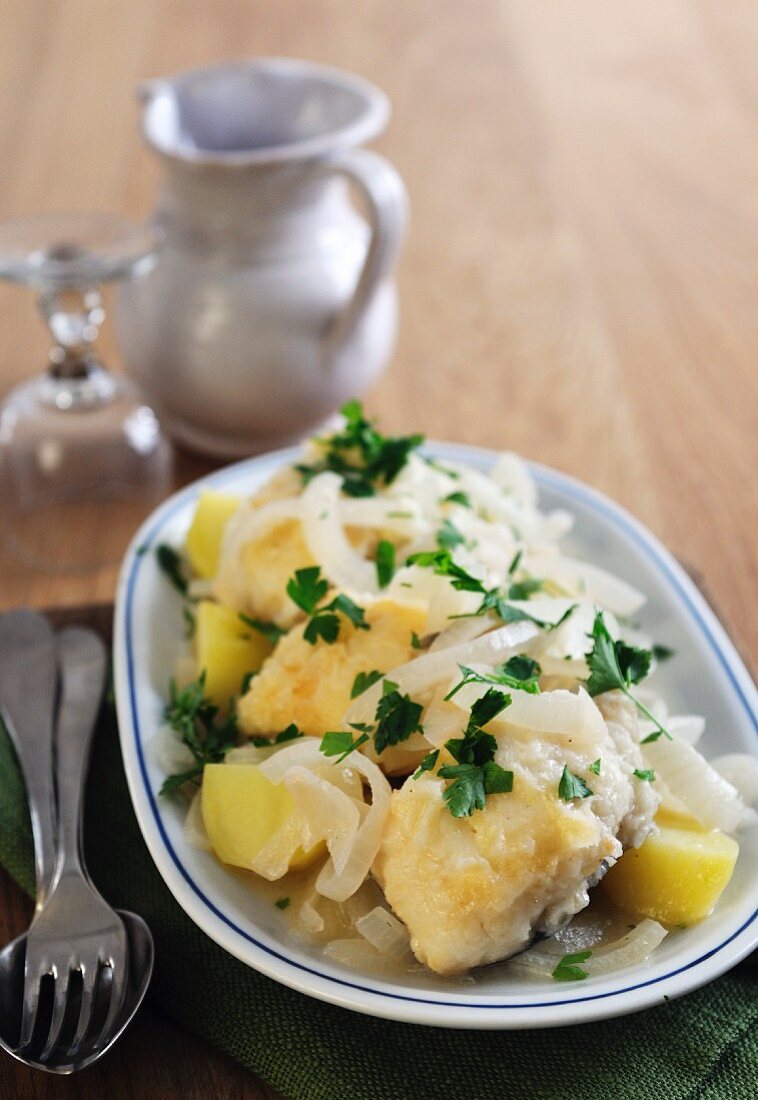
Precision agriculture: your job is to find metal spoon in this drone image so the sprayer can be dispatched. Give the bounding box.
[0,613,154,1073]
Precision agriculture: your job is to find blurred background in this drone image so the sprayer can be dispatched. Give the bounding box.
[0,0,755,657]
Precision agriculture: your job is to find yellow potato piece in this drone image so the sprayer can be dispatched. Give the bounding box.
[602,821,739,926]
[195,600,272,706]
[201,763,323,872]
[186,491,241,579]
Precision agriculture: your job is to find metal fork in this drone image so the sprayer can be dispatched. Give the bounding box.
[18,626,129,1058]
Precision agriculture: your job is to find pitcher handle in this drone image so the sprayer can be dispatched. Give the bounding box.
[317,148,408,363]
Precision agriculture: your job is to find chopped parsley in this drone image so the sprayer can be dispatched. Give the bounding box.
[506,577,543,601]
[444,490,471,508]
[159,673,238,794]
[413,749,440,779]
[319,729,370,763]
[552,950,591,982]
[437,688,514,817]
[406,548,485,593]
[508,549,523,576]
[286,567,370,646]
[286,566,329,614]
[350,669,384,699]
[585,611,671,742]
[375,539,396,588]
[156,543,189,595]
[410,631,424,650]
[249,724,303,748]
[238,613,286,647]
[275,897,290,910]
[240,670,258,694]
[296,400,424,497]
[373,689,424,754]
[437,519,465,551]
[633,768,655,782]
[652,644,675,663]
[558,765,593,801]
[444,656,542,700]
[588,758,602,775]
[182,605,196,640]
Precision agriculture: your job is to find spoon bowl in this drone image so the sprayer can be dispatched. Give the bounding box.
[0,909,153,1074]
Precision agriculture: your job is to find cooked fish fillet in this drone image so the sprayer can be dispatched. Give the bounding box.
[237,597,426,737]
[373,690,658,975]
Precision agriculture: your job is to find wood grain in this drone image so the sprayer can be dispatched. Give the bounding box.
[0,1,755,1096]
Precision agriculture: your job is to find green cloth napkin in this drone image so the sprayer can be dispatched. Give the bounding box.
[0,709,755,1100]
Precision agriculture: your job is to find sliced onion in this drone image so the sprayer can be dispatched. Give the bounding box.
[283,766,361,874]
[642,736,752,833]
[300,472,377,594]
[427,615,496,652]
[523,553,646,617]
[257,738,326,783]
[710,754,758,807]
[345,621,539,724]
[313,752,391,902]
[339,498,424,538]
[422,692,466,747]
[511,919,667,977]
[448,681,606,745]
[294,891,325,935]
[355,906,413,959]
[187,578,215,600]
[387,565,482,632]
[183,788,211,852]
[490,451,537,509]
[250,813,309,880]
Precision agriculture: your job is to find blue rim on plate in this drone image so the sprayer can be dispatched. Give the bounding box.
[114,443,758,1027]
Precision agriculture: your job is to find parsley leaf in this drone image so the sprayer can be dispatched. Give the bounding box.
[508,549,523,576]
[652,644,675,663]
[296,400,424,497]
[552,950,592,982]
[286,566,329,614]
[375,539,396,588]
[558,765,593,801]
[413,749,440,779]
[182,605,196,639]
[437,690,514,817]
[156,543,189,595]
[160,673,238,795]
[238,613,286,646]
[373,690,424,754]
[585,611,671,741]
[275,897,290,910]
[588,758,602,775]
[444,490,471,508]
[406,548,486,593]
[445,656,542,700]
[506,577,543,601]
[249,724,304,748]
[438,760,514,817]
[319,729,370,764]
[466,688,510,733]
[437,519,465,551]
[303,613,341,645]
[411,631,424,650]
[633,768,655,781]
[351,669,384,699]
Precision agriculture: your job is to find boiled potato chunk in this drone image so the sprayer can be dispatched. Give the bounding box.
[602,820,739,925]
[195,600,272,705]
[186,490,241,579]
[201,763,323,872]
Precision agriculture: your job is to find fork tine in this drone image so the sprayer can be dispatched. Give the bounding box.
[39,964,72,1060]
[18,959,47,1051]
[92,958,127,1051]
[67,959,100,1056]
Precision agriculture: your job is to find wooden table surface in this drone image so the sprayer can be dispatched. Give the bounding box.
[0,1,756,1096]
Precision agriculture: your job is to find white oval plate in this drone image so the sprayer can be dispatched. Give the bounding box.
[113,443,758,1028]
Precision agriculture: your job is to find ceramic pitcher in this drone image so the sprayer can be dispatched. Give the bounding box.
[115,60,407,457]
